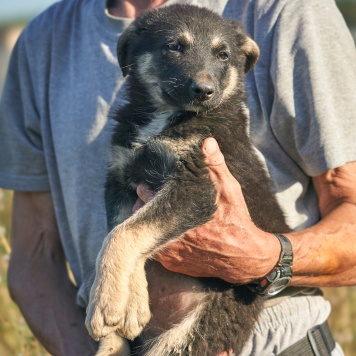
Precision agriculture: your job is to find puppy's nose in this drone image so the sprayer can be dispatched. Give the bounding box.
[190,81,215,101]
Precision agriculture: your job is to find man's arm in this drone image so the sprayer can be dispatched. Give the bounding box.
[8,191,97,356]
[290,162,356,286]
[148,138,356,287]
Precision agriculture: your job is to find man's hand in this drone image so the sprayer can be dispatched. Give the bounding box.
[136,137,280,284]
[136,138,356,287]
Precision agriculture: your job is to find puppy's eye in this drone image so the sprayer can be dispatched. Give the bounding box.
[217,52,229,61]
[167,43,182,51]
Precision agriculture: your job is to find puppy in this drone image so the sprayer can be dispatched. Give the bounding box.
[86,5,290,355]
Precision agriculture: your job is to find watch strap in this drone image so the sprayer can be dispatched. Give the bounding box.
[274,233,293,267]
[250,233,293,296]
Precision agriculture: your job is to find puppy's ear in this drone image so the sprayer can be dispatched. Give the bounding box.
[241,36,260,73]
[117,23,139,77]
[228,20,260,73]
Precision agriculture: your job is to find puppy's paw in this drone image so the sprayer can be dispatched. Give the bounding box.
[86,299,118,340]
[86,276,129,340]
[86,286,151,341]
[116,290,151,340]
[96,332,130,356]
[86,246,151,340]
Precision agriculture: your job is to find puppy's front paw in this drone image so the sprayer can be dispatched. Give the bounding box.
[96,332,130,356]
[85,272,127,340]
[86,280,151,341]
[86,295,118,340]
[117,287,151,340]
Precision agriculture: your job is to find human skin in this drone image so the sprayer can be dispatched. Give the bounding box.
[8,192,98,355]
[107,0,168,18]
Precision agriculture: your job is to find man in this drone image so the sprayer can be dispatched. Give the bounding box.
[0,0,355,355]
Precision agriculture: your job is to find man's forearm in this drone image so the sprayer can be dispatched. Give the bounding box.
[8,192,97,356]
[8,253,97,356]
[288,200,356,287]
[288,162,356,287]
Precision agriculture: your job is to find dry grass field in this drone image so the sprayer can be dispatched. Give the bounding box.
[0,188,355,355]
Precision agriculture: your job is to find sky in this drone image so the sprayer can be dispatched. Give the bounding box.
[0,0,60,25]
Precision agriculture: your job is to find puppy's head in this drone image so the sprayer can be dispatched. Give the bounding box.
[117,5,259,112]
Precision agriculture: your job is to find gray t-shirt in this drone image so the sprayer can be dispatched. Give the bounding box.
[0,0,356,310]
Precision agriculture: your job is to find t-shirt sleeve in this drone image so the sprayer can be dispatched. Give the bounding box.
[269,0,356,177]
[0,30,50,191]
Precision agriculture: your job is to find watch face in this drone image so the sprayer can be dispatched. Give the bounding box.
[267,277,291,296]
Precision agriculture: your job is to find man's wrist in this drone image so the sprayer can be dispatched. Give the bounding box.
[251,233,294,296]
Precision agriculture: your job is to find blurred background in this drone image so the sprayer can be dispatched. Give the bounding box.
[0,0,356,355]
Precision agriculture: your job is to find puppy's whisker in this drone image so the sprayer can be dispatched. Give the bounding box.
[162,80,177,84]
[120,63,135,70]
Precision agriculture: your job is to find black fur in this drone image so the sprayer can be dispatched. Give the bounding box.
[104,5,290,355]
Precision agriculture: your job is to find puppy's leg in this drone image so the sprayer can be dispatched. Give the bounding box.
[86,175,216,341]
[86,222,152,340]
[124,257,150,336]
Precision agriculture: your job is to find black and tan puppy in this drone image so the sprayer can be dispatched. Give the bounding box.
[86,5,289,355]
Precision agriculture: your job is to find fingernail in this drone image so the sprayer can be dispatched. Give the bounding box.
[204,138,218,155]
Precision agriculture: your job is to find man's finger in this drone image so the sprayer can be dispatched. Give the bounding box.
[202,137,237,186]
[202,137,225,166]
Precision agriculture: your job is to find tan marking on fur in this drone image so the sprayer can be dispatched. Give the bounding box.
[240,37,260,58]
[86,222,158,340]
[241,102,250,117]
[211,36,223,49]
[160,134,202,155]
[86,190,179,341]
[137,54,180,109]
[221,66,239,101]
[180,31,194,45]
[241,37,260,72]
[97,333,130,356]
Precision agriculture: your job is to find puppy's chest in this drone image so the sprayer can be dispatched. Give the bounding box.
[110,109,248,190]
[110,121,204,190]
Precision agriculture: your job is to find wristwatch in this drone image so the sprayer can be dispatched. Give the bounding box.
[253,233,293,296]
